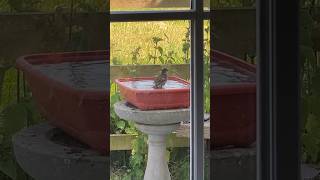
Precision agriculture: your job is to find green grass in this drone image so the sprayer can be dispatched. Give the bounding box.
[111,21,189,65]
[110,21,210,65]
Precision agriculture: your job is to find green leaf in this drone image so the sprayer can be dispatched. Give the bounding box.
[165,149,171,162]
[302,133,320,162]
[306,114,320,135]
[301,97,309,130]
[0,67,9,105]
[303,114,320,162]
[116,120,126,130]
[123,175,132,180]
[157,47,164,55]
[110,93,120,104]
[159,56,165,64]
[0,158,17,179]
[132,154,143,165]
[311,74,320,96]
[124,127,137,134]
[299,10,314,47]
[1,103,28,136]
[152,37,163,44]
[25,99,42,125]
[300,45,316,67]
[135,169,144,179]
[0,68,17,109]
[308,97,320,117]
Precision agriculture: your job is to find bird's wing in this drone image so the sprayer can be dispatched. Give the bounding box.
[154,76,160,82]
[160,76,166,81]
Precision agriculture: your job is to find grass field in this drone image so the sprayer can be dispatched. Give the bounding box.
[111,21,189,65]
[110,20,210,65]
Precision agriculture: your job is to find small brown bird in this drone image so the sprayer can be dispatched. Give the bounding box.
[153,68,168,89]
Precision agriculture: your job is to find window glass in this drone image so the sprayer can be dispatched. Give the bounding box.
[210,0,256,179]
[110,21,191,180]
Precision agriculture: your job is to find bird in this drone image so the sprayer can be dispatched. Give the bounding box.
[153,68,168,89]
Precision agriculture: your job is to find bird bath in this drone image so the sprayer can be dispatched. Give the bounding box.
[115,76,190,110]
[114,101,190,180]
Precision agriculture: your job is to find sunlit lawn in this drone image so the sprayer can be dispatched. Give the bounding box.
[110,20,210,65]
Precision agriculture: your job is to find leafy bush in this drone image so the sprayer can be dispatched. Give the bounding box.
[300,0,320,165]
[0,67,42,179]
[0,0,108,12]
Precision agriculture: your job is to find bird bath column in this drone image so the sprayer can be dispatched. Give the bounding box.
[114,101,190,180]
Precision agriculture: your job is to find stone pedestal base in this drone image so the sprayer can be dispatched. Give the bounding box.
[136,123,180,180]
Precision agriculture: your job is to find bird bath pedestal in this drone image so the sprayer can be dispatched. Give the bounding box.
[114,101,190,180]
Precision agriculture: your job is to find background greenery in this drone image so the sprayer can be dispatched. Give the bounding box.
[0,0,108,12]
[300,0,320,165]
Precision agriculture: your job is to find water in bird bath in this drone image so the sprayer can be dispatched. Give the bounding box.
[123,80,189,90]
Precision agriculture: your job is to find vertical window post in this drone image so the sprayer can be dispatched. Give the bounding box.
[257,0,300,179]
[190,0,204,179]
